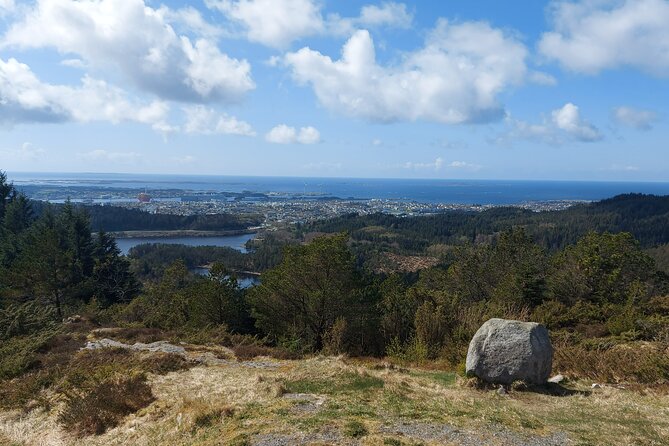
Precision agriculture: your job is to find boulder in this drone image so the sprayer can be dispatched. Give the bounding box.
[466,318,553,385]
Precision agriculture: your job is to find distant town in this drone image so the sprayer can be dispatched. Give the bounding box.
[17,184,587,226]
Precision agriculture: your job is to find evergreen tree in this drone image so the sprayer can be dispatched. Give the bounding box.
[91,231,140,307]
[250,233,371,352]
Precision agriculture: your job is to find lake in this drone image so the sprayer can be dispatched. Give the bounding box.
[115,233,256,255]
[190,268,260,288]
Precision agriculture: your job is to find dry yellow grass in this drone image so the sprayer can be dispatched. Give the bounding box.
[1,355,668,445]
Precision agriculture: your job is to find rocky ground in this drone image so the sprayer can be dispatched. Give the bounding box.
[1,333,668,446]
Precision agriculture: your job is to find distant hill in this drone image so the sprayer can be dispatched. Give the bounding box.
[305,193,669,250]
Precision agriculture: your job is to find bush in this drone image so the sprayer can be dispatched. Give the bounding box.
[0,369,59,410]
[386,337,429,364]
[323,317,348,355]
[0,329,60,380]
[59,374,155,436]
[553,341,669,384]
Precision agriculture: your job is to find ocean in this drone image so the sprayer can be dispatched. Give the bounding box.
[8,172,669,205]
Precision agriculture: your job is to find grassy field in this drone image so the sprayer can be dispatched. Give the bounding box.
[1,335,668,446]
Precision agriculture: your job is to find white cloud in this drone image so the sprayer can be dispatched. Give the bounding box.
[404,157,444,171]
[329,2,413,36]
[183,105,255,136]
[161,6,225,39]
[612,106,658,130]
[358,2,412,27]
[499,103,602,145]
[552,103,602,142]
[0,57,172,131]
[606,164,640,172]
[0,142,45,161]
[0,0,14,15]
[284,20,528,124]
[528,71,558,86]
[206,0,413,49]
[296,126,321,144]
[448,160,482,170]
[402,157,482,171]
[60,58,87,69]
[172,155,196,163]
[78,150,142,163]
[265,124,321,144]
[2,0,254,103]
[206,0,324,49]
[539,0,669,76]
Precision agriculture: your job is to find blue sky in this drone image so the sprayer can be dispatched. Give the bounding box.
[0,0,668,180]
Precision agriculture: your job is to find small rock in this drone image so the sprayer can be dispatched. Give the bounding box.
[548,374,564,384]
[591,383,601,389]
[497,385,507,395]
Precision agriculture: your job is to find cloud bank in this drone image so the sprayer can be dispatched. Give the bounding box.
[284,20,529,124]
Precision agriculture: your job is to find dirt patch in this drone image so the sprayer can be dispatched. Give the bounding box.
[282,393,326,413]
[379,421,570,446]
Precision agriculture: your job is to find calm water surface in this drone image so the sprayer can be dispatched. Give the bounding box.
[115,233,256,255]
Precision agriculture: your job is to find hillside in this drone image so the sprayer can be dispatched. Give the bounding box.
[305,193,669,251]
[1,327,667,446]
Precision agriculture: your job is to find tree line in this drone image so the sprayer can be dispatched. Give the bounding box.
[31,200,262,232]
[304,193,669,254]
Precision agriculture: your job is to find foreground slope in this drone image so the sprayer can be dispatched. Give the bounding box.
[1,334,667,446]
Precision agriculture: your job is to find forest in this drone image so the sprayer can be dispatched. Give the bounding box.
[1,171,669,438]
[30,200,263,232]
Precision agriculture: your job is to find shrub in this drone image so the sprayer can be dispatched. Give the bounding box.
[59,374,155,436]
[100,327,168,344]
[553,341,669,384]
[323,317,348,355]
[386,336,429,364]
[0,369,59,410]
[0,329,60,380]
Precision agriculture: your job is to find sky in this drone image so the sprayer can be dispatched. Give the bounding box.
[0,0,668,181]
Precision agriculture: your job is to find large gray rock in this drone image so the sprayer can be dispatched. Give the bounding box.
[466,318,553,385]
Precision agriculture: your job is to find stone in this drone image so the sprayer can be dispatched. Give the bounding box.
[466,318,553,385]
[548,374,564,384]
[83,338,187,355]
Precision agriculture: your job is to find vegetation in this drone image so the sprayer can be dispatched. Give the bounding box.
[303,193,669,263]
[2,170,669,444]
[31,200,262,232]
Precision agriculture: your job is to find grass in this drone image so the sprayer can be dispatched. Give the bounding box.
[409,370,458,387]
[1,345,669,445]
[342,420,368,438]
[285,371,384,395]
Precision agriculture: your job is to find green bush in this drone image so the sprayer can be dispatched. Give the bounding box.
[386,336,429,364]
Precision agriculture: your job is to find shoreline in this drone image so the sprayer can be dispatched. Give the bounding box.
[109,229,257,239]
